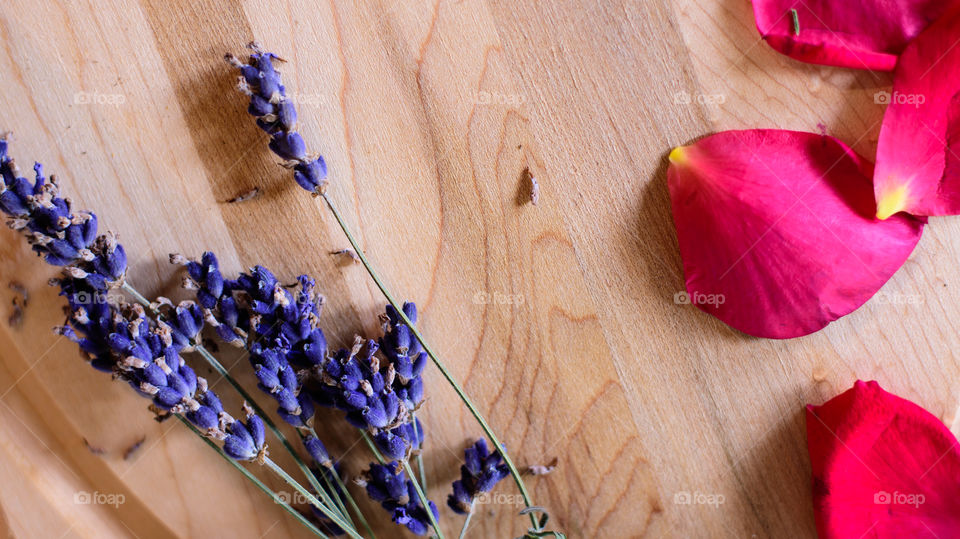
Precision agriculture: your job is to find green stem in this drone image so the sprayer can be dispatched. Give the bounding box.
[263,457,365,539]
[458,500,476,539]
[321,193,540,530]
[360,431,386,465]
[411,412,428,491]
[403,460,444,539]
[176,415,330,538]
[301,428,375,539]
[120,281,351,528]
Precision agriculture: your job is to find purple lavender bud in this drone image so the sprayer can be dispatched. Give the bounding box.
[142,363,167,387]
[374,430,409,460]
[447,480,473,514]
[268,131,307,160]
[189,406,219,430]
[293,158,327,193]
[154,386,184,409]
[275,387,300,413]
[304,435,332,467]
[247,414,265,450]
[343,390,367,410]
[248,94,273,117]
[278,364,298,392]
[254,364,281,391]
[277,99,297,130]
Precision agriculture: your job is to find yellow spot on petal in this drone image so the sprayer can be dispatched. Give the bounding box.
[669,146,688,166]
[876,184,909,220]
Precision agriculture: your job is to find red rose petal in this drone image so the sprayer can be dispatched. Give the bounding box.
[753,0,951,70]
[667,130,923,339]
[874,5,960,218]
[807,381,960,537]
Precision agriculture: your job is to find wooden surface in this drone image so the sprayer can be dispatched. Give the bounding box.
[0,1,958,538]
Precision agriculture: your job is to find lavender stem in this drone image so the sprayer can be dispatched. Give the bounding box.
[403,460,445,539]
[457,500,476,539]
[263,456,364,539]
[301,426,376,539]
[411,412,428,491]
[177,415,331,538]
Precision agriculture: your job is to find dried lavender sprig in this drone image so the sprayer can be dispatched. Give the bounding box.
[448,439,510,538]
[447,439,509,515]
[119,280,355,532]
[0,137,126,291]
[224,45,327,194]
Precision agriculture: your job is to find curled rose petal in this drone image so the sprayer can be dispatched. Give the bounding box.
[667,130,923,339]
[752,0,951,70]
[874,5,960,218]
[807,381,960,537]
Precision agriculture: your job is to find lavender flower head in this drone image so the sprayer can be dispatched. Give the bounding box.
[0,140,265,463]
[55,280,266,461]
[226,43,328,195]
[447,439,510,514]
[312,337,424,460]
[173,252,324,429]
[358,462,439,536]
[0,138,126,290]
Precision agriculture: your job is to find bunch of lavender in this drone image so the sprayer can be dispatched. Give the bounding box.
[1,139,360,537]
[357,462,439,536]
[174,252,373,537]
[226,43,563,537]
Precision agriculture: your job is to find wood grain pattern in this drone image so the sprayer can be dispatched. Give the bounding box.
[0,0,958,537]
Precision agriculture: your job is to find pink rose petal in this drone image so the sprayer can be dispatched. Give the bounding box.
[753,0,951,70]
[668,130,923,339]
[874,5,960,218]
[807,381,960,537]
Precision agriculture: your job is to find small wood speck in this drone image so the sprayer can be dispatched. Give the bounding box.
[524,456,558,476]
[124,435,146,460]
[83,438,106,456]
[224,187,261,204]
[525,167,539,206]
[330,249,360,265]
